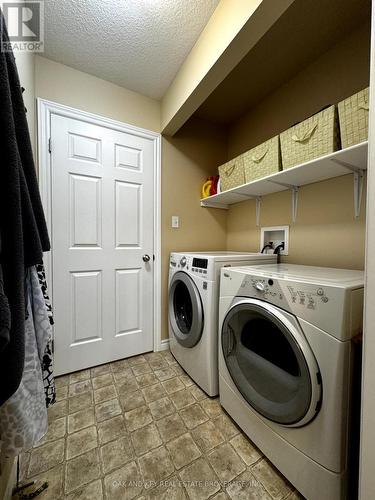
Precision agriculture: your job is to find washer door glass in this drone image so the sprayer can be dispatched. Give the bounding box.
[222,301,319,425]
[169,272,204,348]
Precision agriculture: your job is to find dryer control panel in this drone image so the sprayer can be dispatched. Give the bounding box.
[249,278,330,310]
[246,277,286,305]
[241,276,330,312]
[222,267,364,341]
[285,284,329,309]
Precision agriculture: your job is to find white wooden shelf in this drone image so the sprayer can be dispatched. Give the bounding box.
[201,141,368,223]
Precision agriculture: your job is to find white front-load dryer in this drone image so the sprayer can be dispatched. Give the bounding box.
[168,252,276,396]
[219,264,364,500]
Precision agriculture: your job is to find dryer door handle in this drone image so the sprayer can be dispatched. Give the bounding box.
[223,326,235,357]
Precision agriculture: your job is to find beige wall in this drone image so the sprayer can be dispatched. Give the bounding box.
[31,21,370,339]
[228,23,370,156]
[35,56,160,132]
[161,117,228,338]
[226,175,366,269]
[225,22,370,270]
[33,57,227,341]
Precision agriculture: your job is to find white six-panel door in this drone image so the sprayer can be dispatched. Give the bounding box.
[50,113,155,375]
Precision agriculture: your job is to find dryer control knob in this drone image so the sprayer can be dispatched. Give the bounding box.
[255,282,265,292]
[180,257,187,267]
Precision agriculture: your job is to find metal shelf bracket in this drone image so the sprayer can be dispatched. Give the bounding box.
[291,186,299,224]
[330,158,365,218]
[267,180,299,223]
[353,170,365,219]
[255,196,262,226]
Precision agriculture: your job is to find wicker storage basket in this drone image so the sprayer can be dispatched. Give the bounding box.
[243,135,281,183]
[338,87,369,148]
[218,156,245,191]
[280,105,339,169]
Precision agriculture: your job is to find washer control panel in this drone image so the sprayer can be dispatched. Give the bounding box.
[169,255,209,277]
[191,267,208,276]
[191,257,208,276]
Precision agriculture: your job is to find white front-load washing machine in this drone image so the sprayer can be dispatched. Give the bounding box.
[168,252,276,396]
[219,264,364,499]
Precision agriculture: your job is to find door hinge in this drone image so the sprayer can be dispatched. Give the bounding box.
[48,137,52,154]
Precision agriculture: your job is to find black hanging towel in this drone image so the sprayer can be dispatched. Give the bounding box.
[0,10,50,406]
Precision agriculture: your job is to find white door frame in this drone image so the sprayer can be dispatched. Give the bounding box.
[37,98,165,353]
[359,1,375,497]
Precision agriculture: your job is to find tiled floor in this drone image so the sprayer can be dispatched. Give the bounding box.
[19,351,302,500]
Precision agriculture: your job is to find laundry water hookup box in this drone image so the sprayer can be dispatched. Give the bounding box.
[260,225,289,255]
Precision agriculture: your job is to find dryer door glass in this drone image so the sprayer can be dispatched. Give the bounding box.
[222,302,318,425]
[169,272,204,348]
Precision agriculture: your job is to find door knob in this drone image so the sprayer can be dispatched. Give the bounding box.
[143,254,151,262]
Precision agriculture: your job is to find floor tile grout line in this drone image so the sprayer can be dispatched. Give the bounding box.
[119,355,203,497]
[153,355,288,498]
[27,353,296,499]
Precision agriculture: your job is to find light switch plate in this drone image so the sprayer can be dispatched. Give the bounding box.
[171,216,179,228]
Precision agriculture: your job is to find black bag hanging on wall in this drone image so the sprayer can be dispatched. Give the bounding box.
[0,10,50,406]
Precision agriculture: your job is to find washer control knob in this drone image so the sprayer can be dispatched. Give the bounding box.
[180,257,187,267]
[255,281,265,292]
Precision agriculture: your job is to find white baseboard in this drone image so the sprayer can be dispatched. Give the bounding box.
[156,339,170,352]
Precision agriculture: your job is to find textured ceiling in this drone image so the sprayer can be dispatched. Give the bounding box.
[43,0,219,99]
